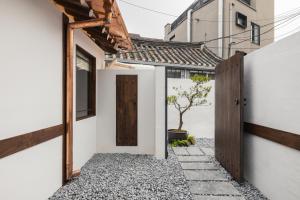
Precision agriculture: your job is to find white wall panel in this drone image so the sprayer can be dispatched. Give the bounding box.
[244,32,300,200]
[168,79,215,138]
[97,68,156,154]
[0,1,63,199]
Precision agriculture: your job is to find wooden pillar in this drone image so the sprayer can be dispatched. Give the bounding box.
[66,26,74,180]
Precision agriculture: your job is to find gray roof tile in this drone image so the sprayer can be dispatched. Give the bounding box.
[107,34,222,70]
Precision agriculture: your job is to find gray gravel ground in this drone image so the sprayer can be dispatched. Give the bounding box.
[196,138,269,200]
[50,148,193,200]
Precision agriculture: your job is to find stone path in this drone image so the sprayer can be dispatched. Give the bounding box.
[173,138,269,200]
[173,146,246,200]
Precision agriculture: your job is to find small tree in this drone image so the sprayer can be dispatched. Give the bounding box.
[168,75,211,131]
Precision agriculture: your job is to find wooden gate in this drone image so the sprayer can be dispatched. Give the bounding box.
[215,53,244,182]
[116,75,138,146]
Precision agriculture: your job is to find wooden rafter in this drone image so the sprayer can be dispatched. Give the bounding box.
[52,0,132,53]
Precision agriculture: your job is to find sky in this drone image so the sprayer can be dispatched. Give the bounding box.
[117,0,300,41]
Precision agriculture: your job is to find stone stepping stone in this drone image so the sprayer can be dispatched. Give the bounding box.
[186,147,204,155]
[189,182,241,196]
[177,156,211,162]
[201,147,215,156]
[194,195,245,200]
[172,147,189,155]
[184,170,228,181]
[181,162,218,170]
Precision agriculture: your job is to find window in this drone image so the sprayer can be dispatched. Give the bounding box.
[236,12,247,29]
[170,35,175,41]
[240,0,251,5]
[167,69,185,79]
[188,70,215,80]
[76,46,96,120]
[189,70,203,78]
[251,22,260,45]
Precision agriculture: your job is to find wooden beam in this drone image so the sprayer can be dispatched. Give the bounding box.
[69,18,106,29]
[245,122,300,151]
[0,125,64,159]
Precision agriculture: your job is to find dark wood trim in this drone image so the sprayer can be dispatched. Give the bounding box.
[62,14,68,184]
[165,67,169,159]
[0,125,64,159]
[76,114,96,122]
[244,122,300,151]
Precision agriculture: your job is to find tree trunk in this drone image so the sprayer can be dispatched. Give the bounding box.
[178,112,183,130]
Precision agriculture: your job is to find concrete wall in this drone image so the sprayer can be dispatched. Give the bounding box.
[244,31,300,200]
[97,68,156,155]
[0,1,63,199]
[168,78,215,138]
[165,0,274,58]
[223,0,274,57]
[165,20,188,42]
[73,30,105,170]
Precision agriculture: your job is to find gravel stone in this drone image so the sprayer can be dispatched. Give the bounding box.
[49,147,192,200]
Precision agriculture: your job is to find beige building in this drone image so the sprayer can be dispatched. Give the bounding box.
[165,0,274,58]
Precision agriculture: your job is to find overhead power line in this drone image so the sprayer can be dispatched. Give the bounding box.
[119,0,178,18]
[119,0,300,23]
[116,5,300,55]
[232,12,300,46]
[203,11,300,44]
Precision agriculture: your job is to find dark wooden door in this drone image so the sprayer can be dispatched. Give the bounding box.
[215,53,244,182]
[116,75,138,146]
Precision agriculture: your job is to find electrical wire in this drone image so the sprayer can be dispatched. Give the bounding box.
[232,12,300,46]
[203,11,300,44]
[119,0,300,23]
[116,5,300,54]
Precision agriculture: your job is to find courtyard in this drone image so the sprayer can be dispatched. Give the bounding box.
[50,139,267,200]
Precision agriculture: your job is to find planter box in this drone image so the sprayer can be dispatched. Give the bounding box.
[168,129,188,142]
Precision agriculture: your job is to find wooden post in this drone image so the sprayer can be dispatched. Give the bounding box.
[66,25,74,180]
[65,18,114,181]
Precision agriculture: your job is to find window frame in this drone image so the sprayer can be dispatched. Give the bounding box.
[75,45,96,121]
[240,0,251,6]
[169,35,175,41]
[251,22,261,45]
[236,12,248,29]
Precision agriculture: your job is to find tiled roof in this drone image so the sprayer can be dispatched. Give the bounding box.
[107,34,222,70]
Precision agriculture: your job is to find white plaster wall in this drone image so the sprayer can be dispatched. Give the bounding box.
[73,30,105,170]
[96,68,156,154]
[0,1,63,199]
[168,78,215,138]
[0,137,62,200]
[244,31,300,200]
[155,67,166,159]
